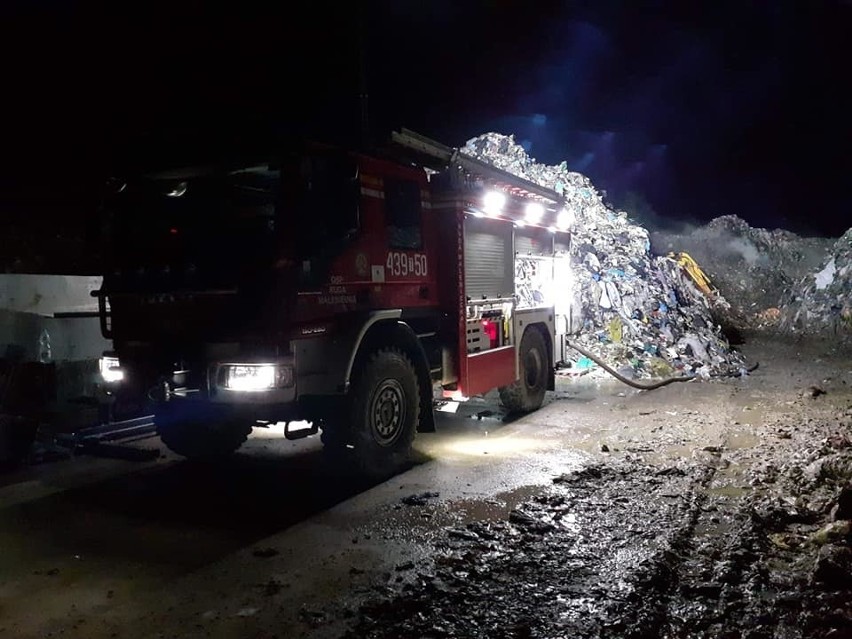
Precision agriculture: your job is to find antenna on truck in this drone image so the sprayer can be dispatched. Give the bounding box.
[357,0,371,149]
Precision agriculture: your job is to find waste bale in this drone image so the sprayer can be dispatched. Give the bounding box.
[464,133,748,379]
[781,228,852,339]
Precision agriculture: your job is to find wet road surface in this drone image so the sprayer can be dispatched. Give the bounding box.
[1,334,851,638]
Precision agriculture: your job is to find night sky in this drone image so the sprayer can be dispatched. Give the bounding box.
[3,0,851,252]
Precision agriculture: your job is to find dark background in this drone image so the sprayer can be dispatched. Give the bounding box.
[2,1,850,272]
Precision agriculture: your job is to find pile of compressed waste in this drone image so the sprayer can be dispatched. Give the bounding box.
[781,228,852,338]
[650,215,833,328]
[464,133,749,379]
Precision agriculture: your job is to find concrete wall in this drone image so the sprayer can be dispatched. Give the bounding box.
[0,275,110,425]
[0,274,102,316]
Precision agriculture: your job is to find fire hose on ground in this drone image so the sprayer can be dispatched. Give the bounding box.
[565,339,759,391]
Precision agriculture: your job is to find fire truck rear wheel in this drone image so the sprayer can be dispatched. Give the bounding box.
[499,327,548,413]
[348,348,419,478]
[155,414,251,460]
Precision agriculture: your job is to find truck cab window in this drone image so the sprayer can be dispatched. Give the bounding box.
[385,178,422,250]
[227,166,279,223]
[294,154,360,256]
[101,165,281,290]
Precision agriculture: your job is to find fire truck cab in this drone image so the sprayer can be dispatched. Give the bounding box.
[97,130,573,476]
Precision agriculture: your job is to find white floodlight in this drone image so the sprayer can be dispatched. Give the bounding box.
[525,202,545,224]
[483,191,506,217]
[557,208,574,231]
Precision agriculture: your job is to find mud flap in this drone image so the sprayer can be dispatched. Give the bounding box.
[418,375,436,433]
[411,336,435,433]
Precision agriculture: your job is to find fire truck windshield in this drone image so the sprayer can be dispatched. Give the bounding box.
[102,165,279,291]
[102,151,360,291]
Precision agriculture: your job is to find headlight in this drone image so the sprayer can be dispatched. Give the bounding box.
[99,356,124,383]
[219,364,294,392]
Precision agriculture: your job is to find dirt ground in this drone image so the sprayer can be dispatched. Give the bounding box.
[1,332,851,638]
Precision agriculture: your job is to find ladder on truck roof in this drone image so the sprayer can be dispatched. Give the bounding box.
[390,128,564,206]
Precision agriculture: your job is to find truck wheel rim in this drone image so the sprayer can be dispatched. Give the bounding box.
[524,348,542,389]
[371,379,405,446]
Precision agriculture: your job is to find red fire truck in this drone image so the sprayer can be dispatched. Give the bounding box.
[96,130,574,475]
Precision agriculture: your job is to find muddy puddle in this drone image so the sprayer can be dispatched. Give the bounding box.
[367,485,547,545]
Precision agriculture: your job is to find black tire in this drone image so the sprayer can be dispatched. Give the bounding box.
[0,414,37,469]
[499,328,548,414]
[320,432,353,474]
[320,418,351,464]
[155,410,251,460]
[346,348,420,478]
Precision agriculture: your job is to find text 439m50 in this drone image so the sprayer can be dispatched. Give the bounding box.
[386,252,428,277]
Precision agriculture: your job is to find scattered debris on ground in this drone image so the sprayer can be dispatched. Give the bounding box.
[347,413,852,639]
[400,491,441,507]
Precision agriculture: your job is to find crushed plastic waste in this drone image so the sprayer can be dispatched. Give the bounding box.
[464,133,748,379]
[650,215,834,328]
[782,228,852,338]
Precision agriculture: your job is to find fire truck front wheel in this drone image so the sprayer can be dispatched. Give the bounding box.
[499,327,548,413]
[0,415,38,469]
[155,411,252,460]
[348,348,420,478]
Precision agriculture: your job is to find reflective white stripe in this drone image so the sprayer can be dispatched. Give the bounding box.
[360,187,385,199]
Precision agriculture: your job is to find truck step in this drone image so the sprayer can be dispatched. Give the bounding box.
[284,421,318,440]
